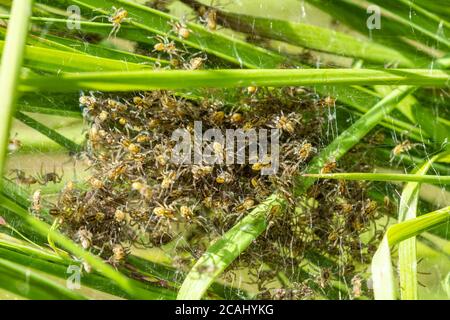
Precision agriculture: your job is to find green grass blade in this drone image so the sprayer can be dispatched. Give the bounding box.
[35,0,289,68]
[180,0,414,67]
[374,86,450,144]
[1,219,180,299]
[0,242,175,299]
[0,257,87,299]
[374,148,450,176]
[414,0,450,22]
[0,25,77,53]
[325,86,434,145]
[0,41,154,73]
[437,55,450,69]
[371,205,450,300]
[444,272,450,298]
[295,86,416,194]
[0,247,113,299]
[368,0,450,49]
[127,255,249,299]
[0,15,161,48]
[14,111,81,153]
[305,0,434,60]
[0,0,33,178]
[20,16,167,49]
[345,106,427,143]
[0,193,172,299]
[398,153,446,300]
[31,32,165,65]
[17,92,82,118]
[0,235,66,264]
[303,173,450,185]
[397,0,450,29]
[177,194,285,300]
[19,69,450,92]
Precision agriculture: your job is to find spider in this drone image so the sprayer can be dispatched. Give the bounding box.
[36,165,63,185]
[9,169,37,186]
[152,35,183,60]
[91,7,130,38]
[168,20,192,39]
[108,7,129,38]
[389,138,421,162]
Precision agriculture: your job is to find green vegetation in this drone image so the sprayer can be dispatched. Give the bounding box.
[0,0,449,300]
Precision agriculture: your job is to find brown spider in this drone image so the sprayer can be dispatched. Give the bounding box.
[9,169,37,186]
[36,166,64,185]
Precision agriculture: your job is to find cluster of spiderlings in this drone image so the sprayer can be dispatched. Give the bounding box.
[50,86,385,298]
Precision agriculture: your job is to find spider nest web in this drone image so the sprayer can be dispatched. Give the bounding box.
[42,86,389,299]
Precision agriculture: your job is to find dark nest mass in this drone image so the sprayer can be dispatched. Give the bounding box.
[48,87,387,299]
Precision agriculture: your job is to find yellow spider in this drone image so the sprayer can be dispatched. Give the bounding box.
[91,7,129,38]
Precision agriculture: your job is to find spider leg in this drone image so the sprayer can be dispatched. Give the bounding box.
[108,23,121,39]
[89,14,109,22]
[114,23,121,37]
[108,25,116,39]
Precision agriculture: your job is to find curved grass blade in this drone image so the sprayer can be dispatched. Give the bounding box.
[35,0,290,69]
[180,0,414,67]
[302,173,450,185]
[27,32,165,66]
[0,235,66,264]
[397,0,450,29]
[14,111,81,153]
[414,0,450,22]
[305,0,435,60]
[368,0,450,49]
[0,15,161,48]
[0,247,116,299]
[347,108,426,143]
[0,225,178,299]
[0,244,175,299]
[398,152,448,300]
[127,255,250,300]
[0,194,172,299]
[178,86,414,299]
[177,194,285,300]
[0,257,87,300]
[17,92,82,118]
[444,272,450,298]
[0,0,33,179]
[374,148,450,176]
[0,41,153,73]
[371,205,450,300]
[374,86,450,144]
[437,55,450,69]
[19,69,450,92]
[0,26,78,54]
